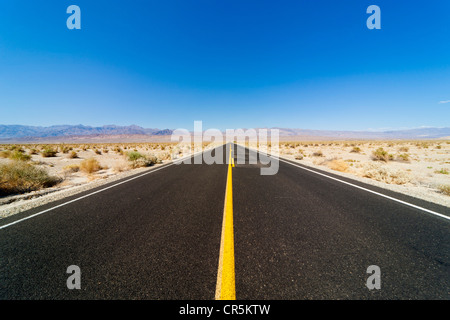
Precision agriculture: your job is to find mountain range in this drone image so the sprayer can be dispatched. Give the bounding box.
[0,125,173,140]
[0,124,449,143]
[273,127,450,140]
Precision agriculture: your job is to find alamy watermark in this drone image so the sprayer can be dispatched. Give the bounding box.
[367,5,381,30]
[66,5,81,30]
[170,121,280,175]
[366,265,381,290]
[66,265,81,289]
[66,5,381,30]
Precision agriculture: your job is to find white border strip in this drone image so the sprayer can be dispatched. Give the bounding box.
[0,147,212,230]
[241,144,450,221]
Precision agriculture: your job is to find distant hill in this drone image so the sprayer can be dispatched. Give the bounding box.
[272,127,450,140]
[0,125,173,142]
[0,124,449,143]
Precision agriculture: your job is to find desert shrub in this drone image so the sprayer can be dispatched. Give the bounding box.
[80,158,102,174]
[0,162,61,196]
[68,151,78,159]
[327,159,349,172]
[0,150,11,158]
[94,149,102,155]
[0,149,31,161]
[312,151,323,157]
[113,161,130,173]
[9,150,31,161]
[150,155,162,164]
[127,151,145,162]
[438,185,450,196]
[350,146,361,153]
[132,157,154,168]
[362,163,410,185]
[114,147,124,155]
[41,147,57,157]
[158,152,171,161]
[8,145,26,152]
[396,153,410,162]
[398,146,409,152]
[63,164,80,173]
[372,148,393,162]
[295,154,304,160]
[126,151,158,168]
[60,145,72,153]
[435,168,449,175]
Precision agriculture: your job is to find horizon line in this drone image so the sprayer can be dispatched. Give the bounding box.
[1,124,449,133]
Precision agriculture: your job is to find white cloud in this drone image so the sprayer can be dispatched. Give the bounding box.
[438,100,450,104]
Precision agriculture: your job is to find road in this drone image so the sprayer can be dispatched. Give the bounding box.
[0,143,449,299]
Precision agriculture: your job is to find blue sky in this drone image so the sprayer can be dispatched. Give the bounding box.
[0,0,449,131]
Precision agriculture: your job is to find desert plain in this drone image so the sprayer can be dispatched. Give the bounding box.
[0,140,449,218]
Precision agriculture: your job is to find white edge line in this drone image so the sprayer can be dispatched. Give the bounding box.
[0,147,214,230]
[240,144,450,221]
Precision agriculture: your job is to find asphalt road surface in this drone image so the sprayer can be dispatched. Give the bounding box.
[1,143,449,299]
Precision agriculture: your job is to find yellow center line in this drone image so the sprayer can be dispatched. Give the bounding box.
[215,144,236,300]
[231,148,235,167]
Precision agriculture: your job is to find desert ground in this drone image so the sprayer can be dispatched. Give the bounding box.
[0,140,449,218]
[272,140,450,207]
